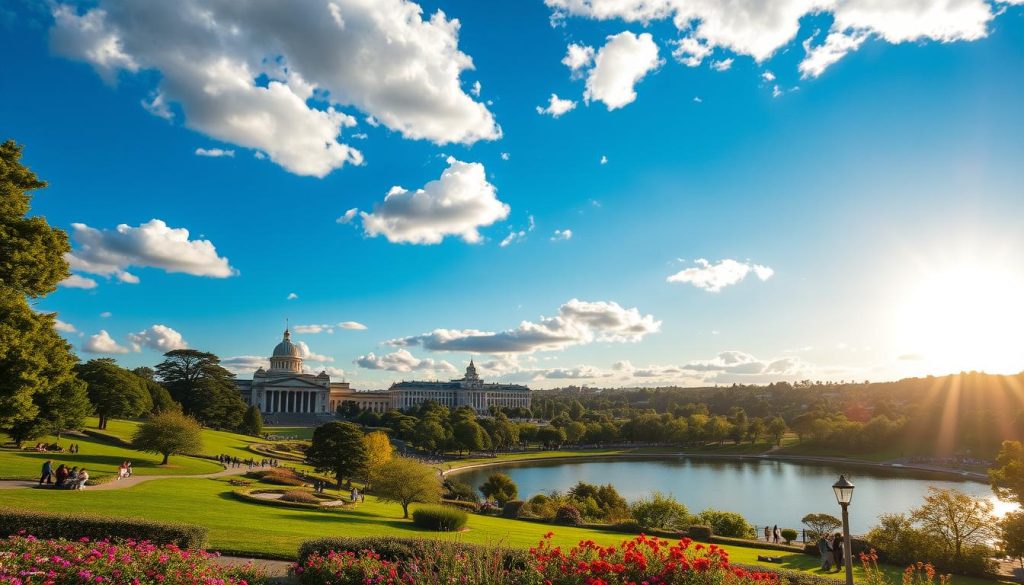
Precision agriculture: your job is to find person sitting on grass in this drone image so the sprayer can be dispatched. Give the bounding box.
[72,468,89,490]
[54,464,69,488]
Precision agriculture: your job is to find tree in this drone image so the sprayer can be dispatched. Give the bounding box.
[564,421,587,444]
[306,421,367,488]
[568,399,586,420]
[0,141,77,429]
[990,440,1024,505]
[452,419,488,454]
[630,492,690,530]
[536,426,566,448]
[155,349,246,429]
[131,410,203,465]
[363,430,394,487]
[6,377,90,447]
[1000,511,1024,569]
[77,358,152,429]
[239,404,263,436]
[479,472,518,505]
[767,416,787,446]
[801,513,842,540]
[413,417,450,452]
[373,457,442,518]
[910,487,997,559]
[483,414,519,451]
[747,417,765,444]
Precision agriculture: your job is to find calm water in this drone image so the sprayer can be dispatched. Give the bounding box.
[455,457,1012,534]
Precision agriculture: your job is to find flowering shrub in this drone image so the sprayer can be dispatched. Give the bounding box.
[0,534,263,585]
[294,533,780,585]
[859,549,950,585]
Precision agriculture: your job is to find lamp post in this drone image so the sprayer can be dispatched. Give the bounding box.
[832,474,855,585]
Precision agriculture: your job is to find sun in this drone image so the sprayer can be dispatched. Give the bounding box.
[895,261,1024,375]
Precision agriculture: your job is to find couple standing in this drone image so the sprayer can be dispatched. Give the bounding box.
[817,533,845,571]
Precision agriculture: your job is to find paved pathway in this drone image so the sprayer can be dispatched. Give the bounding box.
[0,464,252,490]
[212,556,297,584]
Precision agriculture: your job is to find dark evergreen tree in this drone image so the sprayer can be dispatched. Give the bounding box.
[306,421,367,488]
[239,404,263,436]
[155,349,246,429]
[77,358,152,429]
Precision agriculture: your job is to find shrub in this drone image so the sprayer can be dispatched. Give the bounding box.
[694,509,754,538]
[613,519,642,534]
[280,490,321,504]
[479,472,517,505]
[0,510,207,549]
[780,528,798,544]
[0,535,260,584]
[866,513,992,576]
[555,504,583,526]
[441,498,480,512]
[297,536,527,566]
[443,478,480,503]
[502,500,525,518]
[688,525,713,541]
[630,491,690,531]
[249,468,306,486]
[411,505,469,531]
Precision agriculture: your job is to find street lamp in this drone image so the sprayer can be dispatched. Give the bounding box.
[832,475,855,585]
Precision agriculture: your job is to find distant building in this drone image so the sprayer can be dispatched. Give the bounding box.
[390,360,531,414]
[235,329,391,418]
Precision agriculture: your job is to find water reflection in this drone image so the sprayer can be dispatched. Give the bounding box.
[455,457,1011,534]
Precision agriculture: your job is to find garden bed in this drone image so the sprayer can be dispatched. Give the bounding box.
[232,487,347,510]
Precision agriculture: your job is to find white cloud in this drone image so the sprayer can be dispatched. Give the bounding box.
[799,30,867,78]
[389,298,660,354]
[772,84,783,98]
[294,324,333,334]
[295,340,333,362]
[562,43,595,73]
[599,155,608,165]
[546,0,1001,78]
[762,70,776,82]
[667,258,774,292]
[358,157,509,245]
[195,147,235,158]
[128,324,188,352]
[584,31,662,110]
[500,152,510,161]
[710,57,733,71]
[99,311,112,318]
[222,355,270,375]
[541,365,613,379]
[536,93,577,117]
[471,80,482,96]
[501,230,527,247]
[83,330,131,354]
[339,321,368,330]
[337,208,359,224]
[551,229,573,241]
[50,0,499,177]
[54,319,77,333]
[355,348,456,373]
[682,350,805,381]
[65,219,235,284]
[142,92,172,119]
[286,292,298,300]
[59,274,97,289]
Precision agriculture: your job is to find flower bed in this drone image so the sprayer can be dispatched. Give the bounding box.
[0,534,263,584]
[0,510,208,549]
[294,533,783,585]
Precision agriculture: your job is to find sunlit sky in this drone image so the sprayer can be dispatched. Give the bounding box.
[3,1,1023,389]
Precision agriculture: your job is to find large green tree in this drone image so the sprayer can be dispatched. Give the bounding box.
[155,349,246,429]
[238,404,263,436]
[6,377,90,447]
[373,457,441,518]
[132,410,204,464]
[77,358,152,429]
[306,421,367,488]
[0,140,79,430]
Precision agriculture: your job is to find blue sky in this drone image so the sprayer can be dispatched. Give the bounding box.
[3,0,1023,389]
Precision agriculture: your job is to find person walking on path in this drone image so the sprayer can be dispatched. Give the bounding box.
[772,525,781,544]
[39,460,53,485]
[763,526,771,542]
[816,535,833,571]
[831,533,844,572]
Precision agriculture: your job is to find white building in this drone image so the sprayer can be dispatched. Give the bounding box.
[390,360,531,414]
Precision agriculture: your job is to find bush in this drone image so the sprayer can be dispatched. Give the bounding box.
[441,498,480,512]
[249,468,306,486]
[613,519,642,534]
[867,513,992,576]
[555,504,583,526]
[280,490,321,504]
[693,509,754,539]
[297,536,527,566]
[0,510,207,549]
[780,528,798,544]
[630,492,690,531]
[688,525,713,541]
[502,500,525,518]
[411,505,469,531]
[443,478,480,503]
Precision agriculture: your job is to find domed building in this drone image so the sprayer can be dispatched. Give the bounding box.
[235,329,392,421]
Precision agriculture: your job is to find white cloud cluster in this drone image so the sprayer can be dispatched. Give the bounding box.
[683,350,803,378]
[583,31,662,110]
[195,148,234,158]
[355,348,456,373]
[294,321,368,334]
[500,215,536,248]
[357,157,509,244]
[551,229,573,241]
[59,274,98,289]
[536,94,577,117]
[666,258,773,292]
[389,298,660,354]
[222,355,270,375]
[65,219,235,284]
[50,0,499,177]
[83,330,130,354]
[295,340,333,362]
[562,43,595,73]
[128,324,188,352]
[545,0,1005,78]
[54,319,77,333]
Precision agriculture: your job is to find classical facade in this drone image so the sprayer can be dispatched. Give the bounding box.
[390,360,531,414]
[236,330,391,416]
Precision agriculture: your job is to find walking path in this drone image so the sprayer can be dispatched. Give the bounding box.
[0,463,251,490]
[212,555,296,584]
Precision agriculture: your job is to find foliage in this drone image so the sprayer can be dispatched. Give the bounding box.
[480,472,518,505]
[630,491,690,531]
[138,374,182,414]
[306,421,367,487]
[131,410,204,464]
[237,404,263,436]
[694,509,754,538]
[249,468,306,486]
[867,512,994,576]
[0,535,261,585]
[280,490,322,504]
[5,376,90,446]
[858,549,950,585]
[78,358,153,429]
[502,500,526,518]
[444,477,480,502]
[0,509,208,549]
[909,487,996,560]
[296,545,526,585]
[411,505,469,531]
[155,349,247,429]
[372,456,442,518]
[990,439,1024,505]
[453,418,489,453]
[688,525,713,541]
[999,511,1024,566]
[566,481,631,522]
[363,429,394,486]
[555,504,583,526]
[780,528,798,544]
[802,513,842,540]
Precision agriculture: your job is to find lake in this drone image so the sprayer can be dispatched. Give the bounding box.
[453,456,1011,535]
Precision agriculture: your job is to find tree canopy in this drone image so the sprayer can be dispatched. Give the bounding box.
[306,421,367,487]
[155,349,246,429]
[77,358,152,429]
[131,410,204,465]
[372,457,441,518]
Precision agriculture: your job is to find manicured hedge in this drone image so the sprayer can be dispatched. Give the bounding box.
[0,510,207,549]
[411,505,468,531]
[501,500,525,518]
[441,498,480,512]
[687,524,713,541]
[297,536,528,566]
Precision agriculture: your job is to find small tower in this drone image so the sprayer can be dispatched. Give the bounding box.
[269,328,302,373]
[464,358,480,382]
